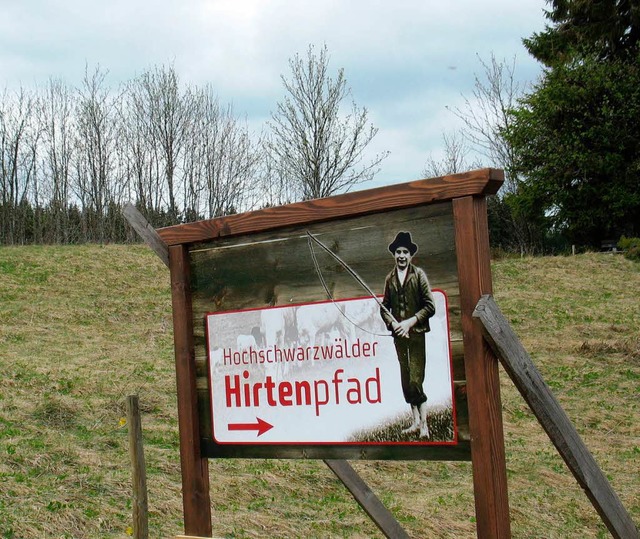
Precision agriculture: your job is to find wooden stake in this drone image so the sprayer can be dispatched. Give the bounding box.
[127,394,149,539]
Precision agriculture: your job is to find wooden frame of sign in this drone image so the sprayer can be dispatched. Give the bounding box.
[156,168,510,538]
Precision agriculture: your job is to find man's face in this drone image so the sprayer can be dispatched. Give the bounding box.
[394,247,412,270]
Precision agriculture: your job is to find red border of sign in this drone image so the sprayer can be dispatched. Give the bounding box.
[205,291,457,447]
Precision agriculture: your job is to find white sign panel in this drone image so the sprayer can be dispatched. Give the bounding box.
[206,292,456,445]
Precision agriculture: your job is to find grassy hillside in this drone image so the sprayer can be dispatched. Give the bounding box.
[0,245,638,538]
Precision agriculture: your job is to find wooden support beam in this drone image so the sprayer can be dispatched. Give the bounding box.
[157,168,504,246]
[169,244,212,537]
[123,202,170,267]
[473,294,639,539]
[324,460,410,539]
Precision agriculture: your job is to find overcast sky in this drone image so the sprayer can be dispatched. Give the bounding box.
[1,0,548,190]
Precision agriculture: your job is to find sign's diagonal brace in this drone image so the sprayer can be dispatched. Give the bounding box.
[473,294,639,539]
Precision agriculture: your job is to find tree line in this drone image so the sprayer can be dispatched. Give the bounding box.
[1,66,259,244]
[1,45,384,245]
[505,0,640,251]
[3,2,640,253]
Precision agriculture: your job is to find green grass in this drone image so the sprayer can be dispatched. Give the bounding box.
[0,246,638,538]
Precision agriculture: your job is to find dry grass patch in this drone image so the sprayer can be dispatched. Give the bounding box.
[493,252,639,538]
[1,247,638,538]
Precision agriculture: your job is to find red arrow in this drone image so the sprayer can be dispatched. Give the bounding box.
[228,417,273,437]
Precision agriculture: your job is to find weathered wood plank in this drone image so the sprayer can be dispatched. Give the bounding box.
[169,245,212,537]
[158,169,504,246]
[188,203,457,311]
[324,459,410,539]
[202,439,471,460]
[453,196,511,538]
[123,202,170,267]
[473,294,640,539]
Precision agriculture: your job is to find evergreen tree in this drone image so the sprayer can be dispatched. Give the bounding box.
[524,0,640,65]
[505,0,640,248]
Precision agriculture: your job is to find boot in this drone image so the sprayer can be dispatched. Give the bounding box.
[401,405,420,434]
[418,401,430,438]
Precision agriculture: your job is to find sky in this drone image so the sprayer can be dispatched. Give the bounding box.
[0,0,548,190]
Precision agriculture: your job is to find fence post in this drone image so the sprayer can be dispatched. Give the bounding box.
[127,394,149,539]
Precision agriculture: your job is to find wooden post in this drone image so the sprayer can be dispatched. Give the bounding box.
[169,244,212,537]
[453,196,511,538]
[127,395,149,539]
[473,295,639,539]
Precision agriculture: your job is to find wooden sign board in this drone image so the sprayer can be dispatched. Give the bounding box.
[193,201,463,456]
[158,169,510,536]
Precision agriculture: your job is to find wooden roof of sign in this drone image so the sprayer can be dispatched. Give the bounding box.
[156,168,504,246]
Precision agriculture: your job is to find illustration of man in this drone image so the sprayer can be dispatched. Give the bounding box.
[380,231,436,438]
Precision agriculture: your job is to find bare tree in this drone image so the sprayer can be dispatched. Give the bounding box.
[74,65,119,242]
[0,87,39,244]
[39,78,75,242]
[259,151,297,207]
[446,54,545,254]
[120,78,163,220]
[183,86,262,220]
[265,44,388,201]
[422,130,482,178]
[448,53,524,193]
[132,65,192,222]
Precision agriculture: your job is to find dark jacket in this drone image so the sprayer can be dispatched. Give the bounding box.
[380,264,436,334]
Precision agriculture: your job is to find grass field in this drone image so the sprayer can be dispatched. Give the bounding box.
[0,245,638,538]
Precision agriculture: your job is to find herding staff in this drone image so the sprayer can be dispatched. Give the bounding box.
[305,230,398,325]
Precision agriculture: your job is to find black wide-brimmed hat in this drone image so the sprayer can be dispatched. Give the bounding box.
[388,231,418,255]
